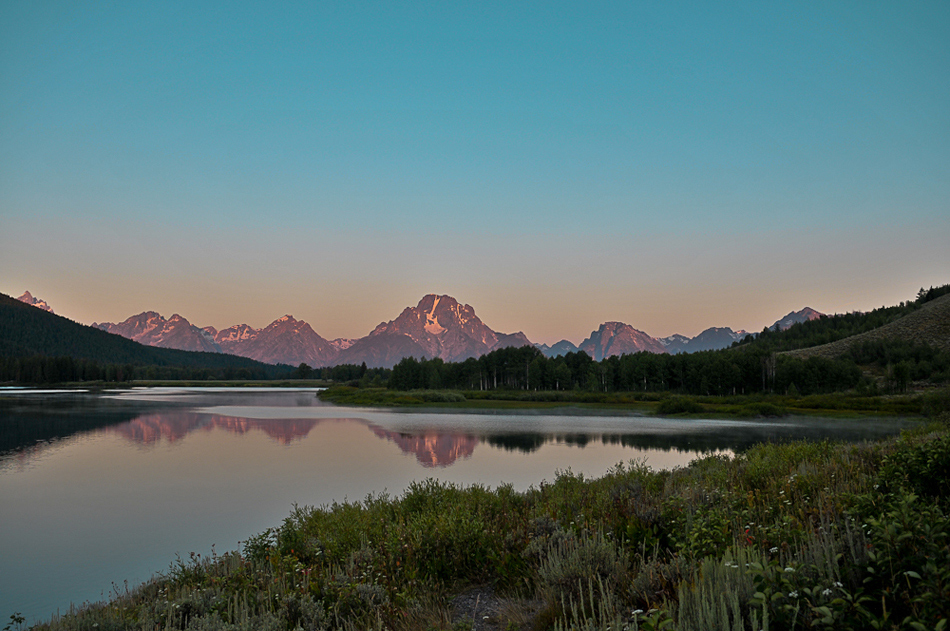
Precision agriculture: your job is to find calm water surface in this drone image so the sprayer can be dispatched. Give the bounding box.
[0,387,918,623]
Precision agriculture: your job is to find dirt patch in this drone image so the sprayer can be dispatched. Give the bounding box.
[449,585,545,631]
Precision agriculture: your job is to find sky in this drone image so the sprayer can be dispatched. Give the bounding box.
[2,1,948,345]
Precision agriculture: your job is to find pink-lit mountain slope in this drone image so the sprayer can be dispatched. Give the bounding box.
[578,322,669,360]
[769,307,824,331]
[210,315,338,367]
[338,294,533,368]
[16,291,54,314]
[94,312,221,353]
[97,312,339,366]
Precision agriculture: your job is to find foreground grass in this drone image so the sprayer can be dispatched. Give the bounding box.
[318,386,948,419]
[27,416,950,631]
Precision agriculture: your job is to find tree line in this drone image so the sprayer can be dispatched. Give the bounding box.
[386,335,949,396]
[386,345,866,396]
[293,362,391,386]
[0,355,279,384]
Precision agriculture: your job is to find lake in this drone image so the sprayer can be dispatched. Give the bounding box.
[0,387,918,624]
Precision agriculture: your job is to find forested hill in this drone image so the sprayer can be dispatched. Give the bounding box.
[784,291,950,359]
[0,293,284,378]
[734,284,950,354]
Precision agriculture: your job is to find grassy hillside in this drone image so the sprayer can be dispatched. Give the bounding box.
[0,293,285,380]
[785,293,950,359]
[735,284,950,354]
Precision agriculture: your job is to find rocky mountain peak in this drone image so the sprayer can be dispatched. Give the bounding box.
[94,311,221,353]
[579,322,668,360]
[340,294,531,367]
[770,307,825,331]
[17,291,54,313]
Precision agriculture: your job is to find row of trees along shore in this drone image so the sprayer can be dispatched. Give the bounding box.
[385,344,908,396]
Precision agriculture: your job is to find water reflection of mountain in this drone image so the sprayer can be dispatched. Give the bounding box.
[371,428,478,467]
[110,412,319,445]
[2,392,918,471]
[0,406,325,466]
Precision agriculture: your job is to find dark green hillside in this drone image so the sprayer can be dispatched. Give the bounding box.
[0,293,286,381]
[784,292,950,359]
[735,284,950,354]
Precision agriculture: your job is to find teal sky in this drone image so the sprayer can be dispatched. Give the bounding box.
[2,1,948,344]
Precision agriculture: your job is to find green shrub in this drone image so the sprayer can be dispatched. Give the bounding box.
[878,432,950,502]
[536,530,628,607]
[742,402,787,417]
[675,547,762,631]
[657,397,704,415]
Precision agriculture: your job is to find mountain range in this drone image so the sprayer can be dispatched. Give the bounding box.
[17,291,824,368]
[2,292,280,377]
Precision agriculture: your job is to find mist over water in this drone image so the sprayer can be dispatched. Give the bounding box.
[0,388,918,623]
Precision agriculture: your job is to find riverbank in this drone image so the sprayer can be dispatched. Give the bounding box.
[27,415,950,631]
[318,385,950,419]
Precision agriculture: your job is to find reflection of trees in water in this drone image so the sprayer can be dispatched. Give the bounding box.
[485,434,546,453]
[559,434,591,447]
[485,431,733,455]
[482,420,916,457]
[0,408,140,455]
[485,432,715,454]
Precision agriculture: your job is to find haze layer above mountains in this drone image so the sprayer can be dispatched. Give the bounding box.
[17,292,822,369]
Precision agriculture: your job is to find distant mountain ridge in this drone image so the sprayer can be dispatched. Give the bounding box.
[0,293,279,377]
[660,327,751,354]
[534,340,580,358]
[95,312,337,367]
[90,294,533,368]
[63,290,826,367]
